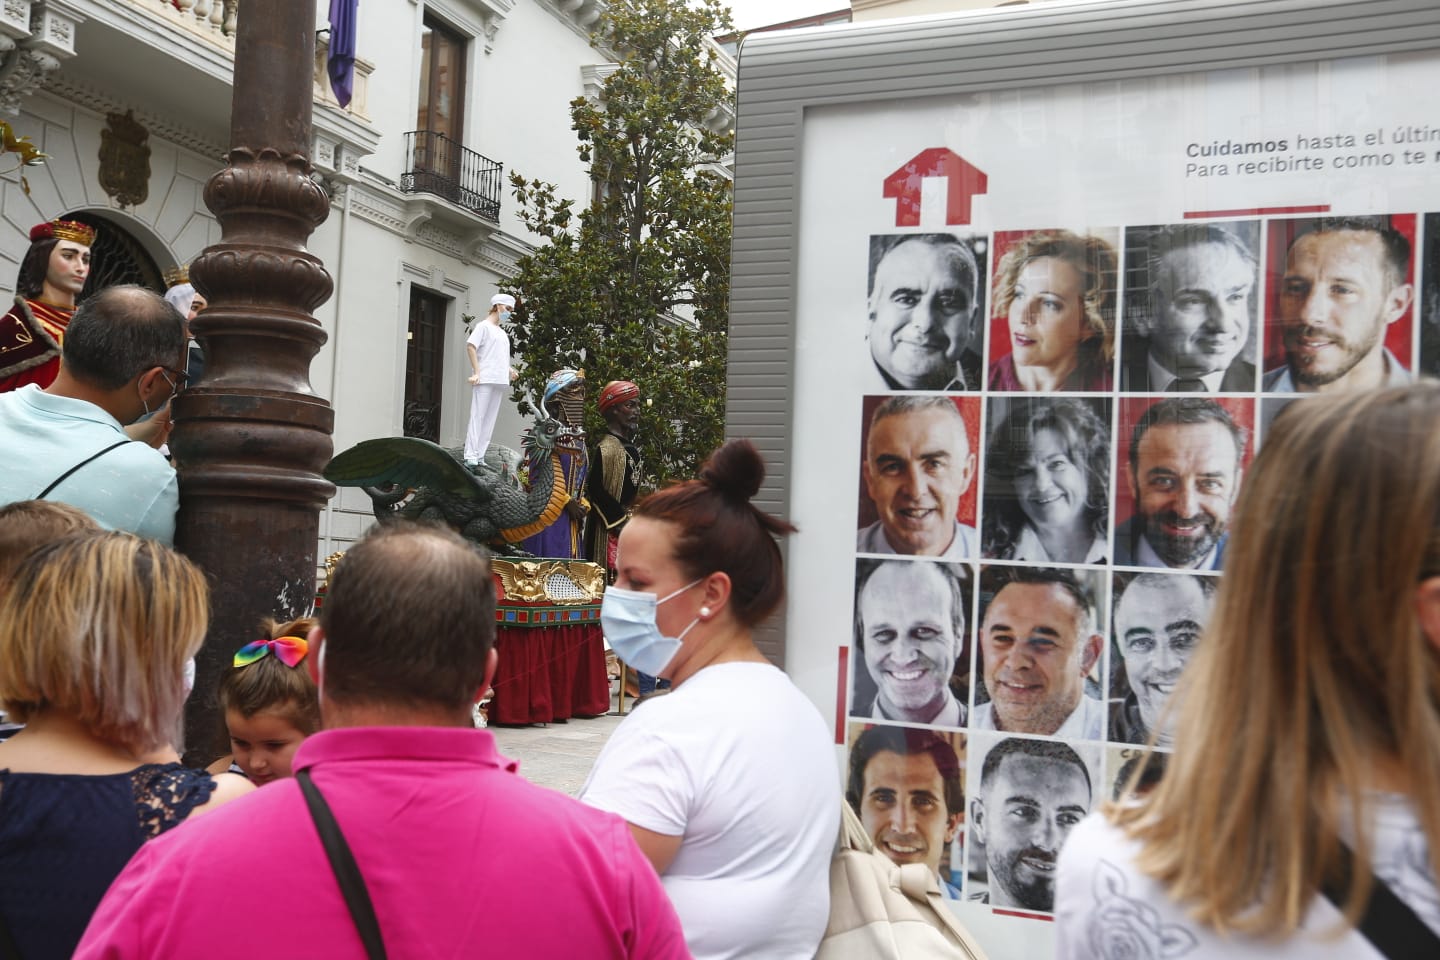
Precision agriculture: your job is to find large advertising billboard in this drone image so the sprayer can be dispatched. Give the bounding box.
[774,38,1440,958]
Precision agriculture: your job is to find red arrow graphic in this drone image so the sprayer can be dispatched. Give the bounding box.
[883,147,988,227]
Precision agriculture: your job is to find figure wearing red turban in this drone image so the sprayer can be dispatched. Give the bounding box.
[585,380,642,575]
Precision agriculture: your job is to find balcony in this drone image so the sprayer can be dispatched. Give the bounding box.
[35,1,379,188]
[400,130,502,223]
[151,0,237,41]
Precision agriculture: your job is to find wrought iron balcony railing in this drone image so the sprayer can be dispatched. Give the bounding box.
[400,130,502,222]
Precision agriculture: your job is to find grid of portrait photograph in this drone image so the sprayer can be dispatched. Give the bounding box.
[845,212,1436,917]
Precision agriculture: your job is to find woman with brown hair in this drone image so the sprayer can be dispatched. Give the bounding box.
[988,229,1117,392]
[0,531,250,958]
[981,396,1110,563]
[580,438,839,960]
[1056,384,1440,957]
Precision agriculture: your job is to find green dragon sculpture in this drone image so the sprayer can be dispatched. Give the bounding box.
[323,417,572,554]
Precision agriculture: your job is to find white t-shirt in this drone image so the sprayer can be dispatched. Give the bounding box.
[580,661,840,960]
[1055,795,1440,959]
[466,321,511,384]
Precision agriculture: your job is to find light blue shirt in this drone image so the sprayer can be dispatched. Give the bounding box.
[0,385,178,543]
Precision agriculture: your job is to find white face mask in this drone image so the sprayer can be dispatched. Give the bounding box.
[131,382,153,425]
[182,657,196,697]
[600,579,703,678]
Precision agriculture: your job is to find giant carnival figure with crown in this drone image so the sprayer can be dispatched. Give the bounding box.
[521,368,590,559]
[0,219,95,394]
[162,264,207,385]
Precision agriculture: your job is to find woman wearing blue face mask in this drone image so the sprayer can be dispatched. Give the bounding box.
[580,439,840,960]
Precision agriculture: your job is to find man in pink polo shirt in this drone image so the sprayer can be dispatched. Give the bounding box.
[76,524,689,960]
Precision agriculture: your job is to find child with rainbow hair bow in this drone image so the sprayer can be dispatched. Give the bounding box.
[213,617,321,785]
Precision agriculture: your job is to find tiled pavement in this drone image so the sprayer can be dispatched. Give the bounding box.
[486,688,630,797]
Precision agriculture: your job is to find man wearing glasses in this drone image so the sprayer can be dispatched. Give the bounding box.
[0,285,187,543]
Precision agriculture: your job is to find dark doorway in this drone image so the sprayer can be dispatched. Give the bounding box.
[404,287,448,443]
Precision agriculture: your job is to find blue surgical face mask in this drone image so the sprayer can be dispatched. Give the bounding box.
[600,578,703,678]
[498,309,512,323]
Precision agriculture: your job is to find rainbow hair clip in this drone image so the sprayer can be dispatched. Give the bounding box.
[233,635,309,669]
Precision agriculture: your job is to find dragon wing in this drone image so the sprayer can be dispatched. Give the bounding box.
[324,437,485,498]
[482,443,527,491]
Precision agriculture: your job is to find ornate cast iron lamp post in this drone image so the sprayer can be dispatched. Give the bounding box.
[172,0,335,762]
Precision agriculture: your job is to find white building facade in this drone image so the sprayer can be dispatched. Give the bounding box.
[0,0,720,559]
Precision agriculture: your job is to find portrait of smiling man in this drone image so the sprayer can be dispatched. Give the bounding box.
[852,558,969,728]
[972,567,1105,739]
[1263,215,1414,393]
[846,725,965,899]
[1109,572,1215,746]
[858,395,978,559]
[969,736,1093,912]
[865,233,985,391]
[1115,397,1246,571]
[1121,222,1258,393]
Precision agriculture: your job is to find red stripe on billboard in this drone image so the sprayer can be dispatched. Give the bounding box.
[992,909,1054,922]
[1183,204,1330,219]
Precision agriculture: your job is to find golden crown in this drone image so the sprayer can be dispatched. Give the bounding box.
[163,264,190,287]
[29,218,96,246]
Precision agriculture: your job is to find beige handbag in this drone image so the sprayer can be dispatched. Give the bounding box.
[816,800,989,960]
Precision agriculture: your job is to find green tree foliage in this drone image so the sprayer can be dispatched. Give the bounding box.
[506,0,733,486]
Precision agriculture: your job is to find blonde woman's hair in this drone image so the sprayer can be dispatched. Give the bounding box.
[993,229,1118,361]
[0,531,209,755]
[0,500,98,591]
[1112,384,1440,936]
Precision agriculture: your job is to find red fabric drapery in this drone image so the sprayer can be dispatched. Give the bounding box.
[488,622,609,725]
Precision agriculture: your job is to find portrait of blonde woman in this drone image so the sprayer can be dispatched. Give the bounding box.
[1056,384,1440,958]
[988,229,1118,393]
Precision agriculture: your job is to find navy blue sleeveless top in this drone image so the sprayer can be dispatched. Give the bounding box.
[0,763,216,959]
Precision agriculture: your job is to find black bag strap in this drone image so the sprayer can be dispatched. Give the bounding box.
[35,440,129,500]
[1319,843,1440,959]
[296,769,388,960]
[0,908,23,960]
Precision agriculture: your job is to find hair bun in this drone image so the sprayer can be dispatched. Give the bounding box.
[699,438,765,503]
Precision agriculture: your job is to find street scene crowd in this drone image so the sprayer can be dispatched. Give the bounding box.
[1,0,1439,956]
[1,208,1439,959]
